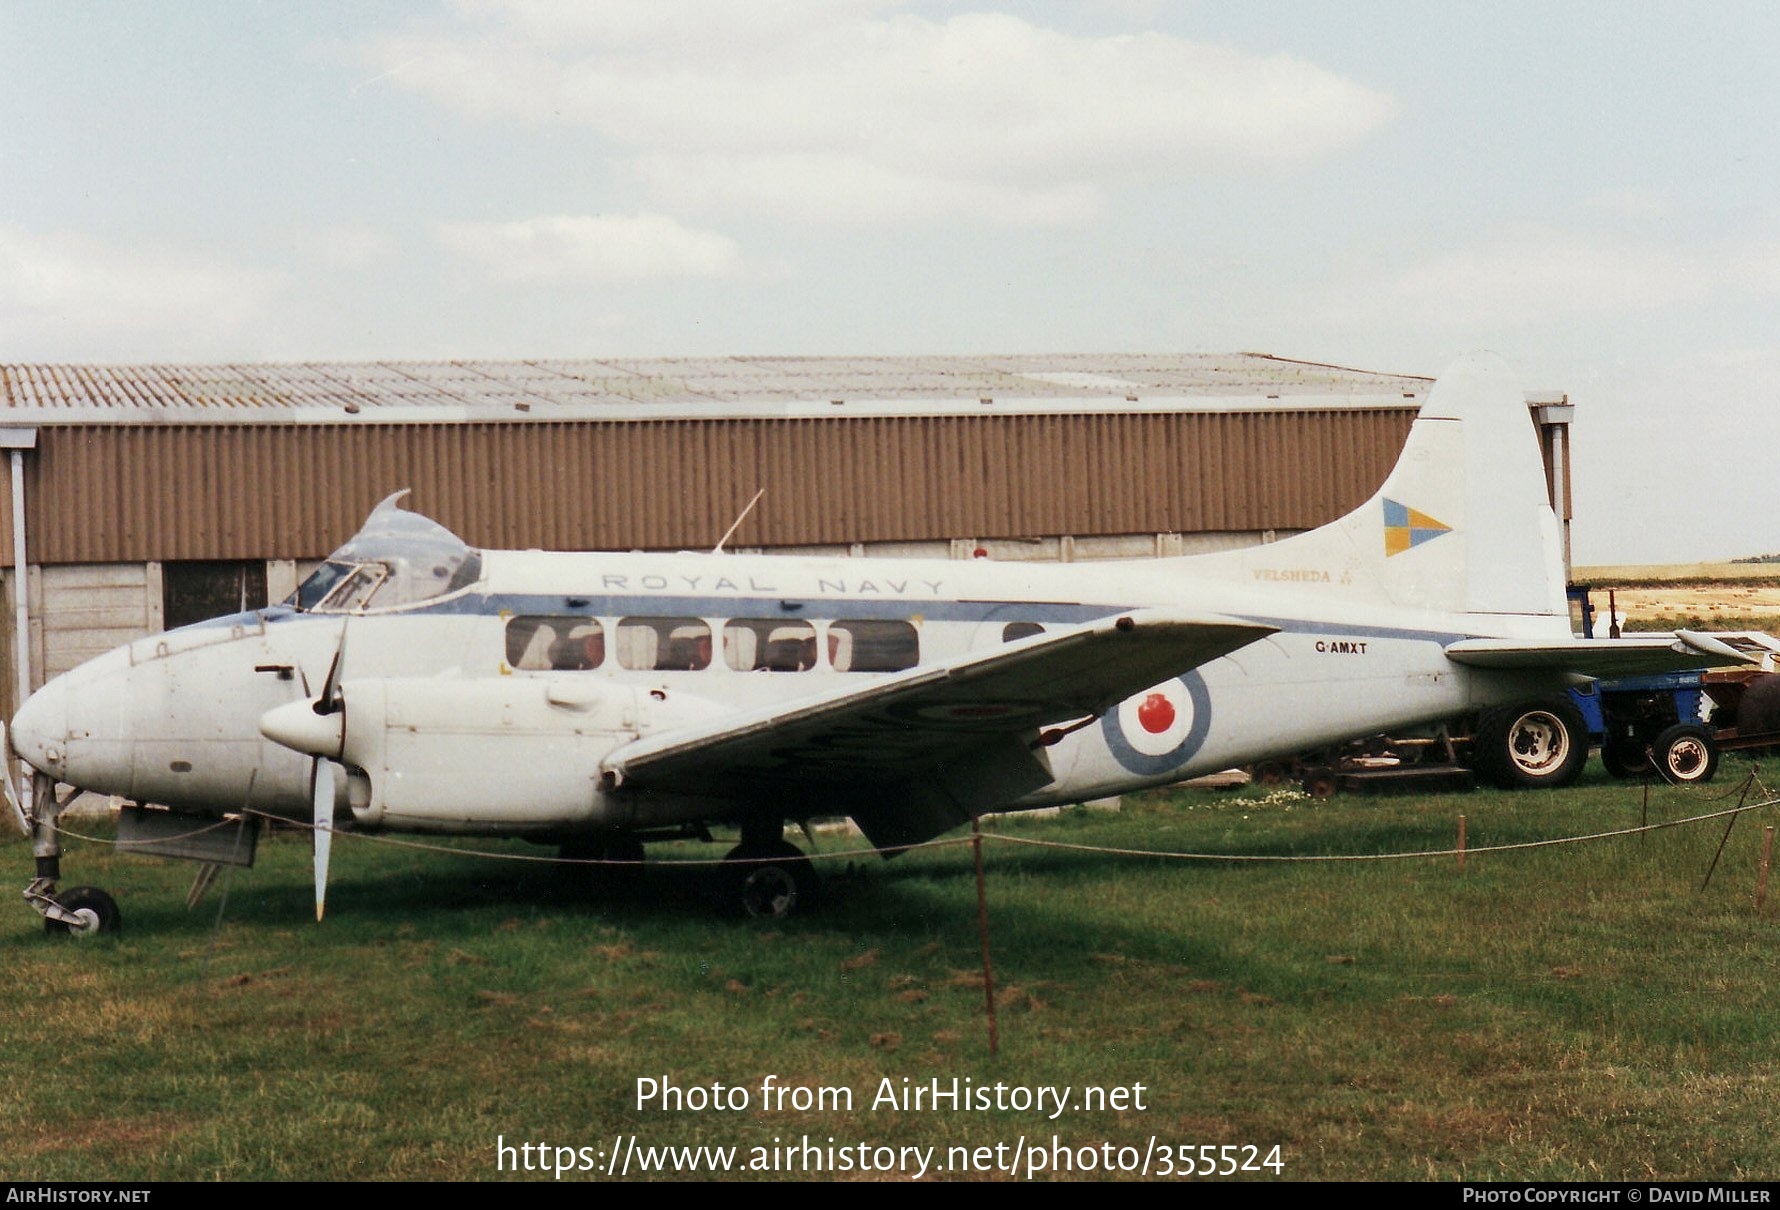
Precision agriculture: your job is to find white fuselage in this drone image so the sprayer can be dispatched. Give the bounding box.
[11,543,1569,836]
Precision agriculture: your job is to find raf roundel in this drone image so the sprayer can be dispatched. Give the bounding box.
[1101,671,1213,775]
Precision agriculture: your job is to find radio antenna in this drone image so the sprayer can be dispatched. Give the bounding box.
[713,488,765,554]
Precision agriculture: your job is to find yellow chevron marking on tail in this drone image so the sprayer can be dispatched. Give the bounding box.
[1383,499,1452,557]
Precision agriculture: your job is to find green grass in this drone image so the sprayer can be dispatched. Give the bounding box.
[5,762,1780,1181]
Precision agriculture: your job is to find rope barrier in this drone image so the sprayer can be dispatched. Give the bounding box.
[36,781,1780,871]
[981,794,1780,862]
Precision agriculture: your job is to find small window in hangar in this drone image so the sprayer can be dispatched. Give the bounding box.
[163,561,270,630]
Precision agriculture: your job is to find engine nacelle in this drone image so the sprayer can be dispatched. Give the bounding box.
[334,676,723,831]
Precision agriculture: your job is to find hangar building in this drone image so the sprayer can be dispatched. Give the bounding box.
[0,353,1573,722]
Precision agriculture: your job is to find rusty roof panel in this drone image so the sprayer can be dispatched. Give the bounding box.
[0,354,1430,423]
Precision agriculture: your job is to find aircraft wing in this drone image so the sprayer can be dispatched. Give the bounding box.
[1443,630,1774,677]
[602,610,1275,849]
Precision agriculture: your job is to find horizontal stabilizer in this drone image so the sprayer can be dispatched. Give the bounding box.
[1443,631,1776,678]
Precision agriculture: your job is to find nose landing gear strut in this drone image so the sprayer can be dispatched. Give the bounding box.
[20,771,121,936]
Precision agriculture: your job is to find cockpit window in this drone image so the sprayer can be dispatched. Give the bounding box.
[318,563,389,613]
[291,561,353,611]
[286,491,484,614]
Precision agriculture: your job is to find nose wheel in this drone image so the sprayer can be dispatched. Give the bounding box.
[38,885,122,936]
[20,771,123,936]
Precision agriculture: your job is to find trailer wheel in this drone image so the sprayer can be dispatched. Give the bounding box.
[1475,699,1588,789]
[1734,673,1780,747]
[1253,760,1290,787]
[1652,723,1718,785]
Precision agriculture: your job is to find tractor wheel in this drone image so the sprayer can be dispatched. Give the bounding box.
[1600,736,1650,779]
[1651,723,1718,785]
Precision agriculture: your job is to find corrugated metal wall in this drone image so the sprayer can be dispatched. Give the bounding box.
[12,409,1416,564]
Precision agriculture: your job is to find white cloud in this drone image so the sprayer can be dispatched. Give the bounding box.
[632,151,1103,227]
[434,212,742,281]
[357,3,1394,226]
[1288,228,1746,338]
[0,224,279,361]
[303,224,399,272]
[1382,230,1717,321]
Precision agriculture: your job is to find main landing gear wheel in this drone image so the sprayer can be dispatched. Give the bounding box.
[1652,723,1718,785]
[43,886,121,937]
[723,839,815,920]
[1474,699,1588,790]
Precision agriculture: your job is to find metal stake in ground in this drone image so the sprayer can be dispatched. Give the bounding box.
[1701,772,1755,892]
[1758,826,1775,913]
[972,817,998,1057]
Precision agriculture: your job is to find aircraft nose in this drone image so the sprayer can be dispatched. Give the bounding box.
[11,677,70,777]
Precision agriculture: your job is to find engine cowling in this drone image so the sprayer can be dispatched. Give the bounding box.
[264,676,725,832]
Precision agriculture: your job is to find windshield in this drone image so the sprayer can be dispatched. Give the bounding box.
[286,491,483,613]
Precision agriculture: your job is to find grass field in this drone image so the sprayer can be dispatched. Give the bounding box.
[4,763,1780,1183]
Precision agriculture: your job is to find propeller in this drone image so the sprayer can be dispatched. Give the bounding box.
[0,722,29,836]
[315,619,349,718]
[310,619,348,921]
[311,758,335,922]
[258,620,351,921]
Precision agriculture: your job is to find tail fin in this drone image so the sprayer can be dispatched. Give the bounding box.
[1189,352,1568,619]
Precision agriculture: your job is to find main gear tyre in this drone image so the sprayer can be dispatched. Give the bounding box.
[1474,699,1588,790]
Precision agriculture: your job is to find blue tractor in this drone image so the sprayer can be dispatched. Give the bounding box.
[1564,586,1780,785]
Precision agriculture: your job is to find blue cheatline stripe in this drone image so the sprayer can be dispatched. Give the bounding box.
[244,593,1470,647]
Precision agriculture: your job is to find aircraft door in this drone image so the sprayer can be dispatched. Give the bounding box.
[969,605,1048,653]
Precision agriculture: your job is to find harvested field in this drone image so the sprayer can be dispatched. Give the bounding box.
[1571,566,1780,633]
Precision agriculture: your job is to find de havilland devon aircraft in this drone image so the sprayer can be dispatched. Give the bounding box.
[7,353,1765,933]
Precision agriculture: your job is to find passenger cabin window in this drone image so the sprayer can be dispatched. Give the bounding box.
[1002,622,1045,642]
[829,619,919,672]
[724,620,818,672]
[506,616,605,671]
[617,617,712,671]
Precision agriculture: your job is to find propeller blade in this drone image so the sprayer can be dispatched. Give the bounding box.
[312,759,336,922]
[0,723,28,835]
[316,620,349,716]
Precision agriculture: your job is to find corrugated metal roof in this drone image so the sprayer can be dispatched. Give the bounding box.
[0,354,1430,425]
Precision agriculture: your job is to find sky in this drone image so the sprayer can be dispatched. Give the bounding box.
[3,0,1778,564]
